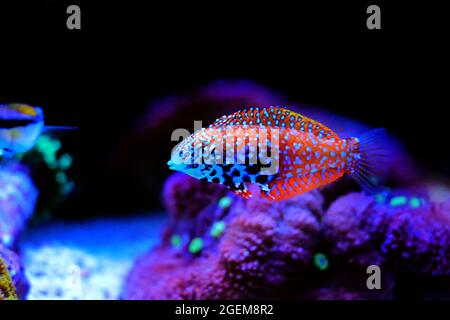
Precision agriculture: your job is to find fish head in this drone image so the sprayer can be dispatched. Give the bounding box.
[168,133,209,180]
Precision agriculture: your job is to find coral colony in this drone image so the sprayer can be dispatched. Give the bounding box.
[0,256,18,300]
[1,82,449,300]
[0,104,75,299]
[123,172,449,299]
[0,245,28,299]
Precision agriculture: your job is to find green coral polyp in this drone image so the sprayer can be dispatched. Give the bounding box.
[58,153,73,170]
[170,234,182,248]
[210,221,226,238]
[35,135,62,169]
[389,196,408,207]
[313,253,329,271]
[375,193,386,203]
[218,196,232,209]
[409,197,422,208]
[188,237,203,254]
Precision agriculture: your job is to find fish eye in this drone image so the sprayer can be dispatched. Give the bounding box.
[184,151,191,157]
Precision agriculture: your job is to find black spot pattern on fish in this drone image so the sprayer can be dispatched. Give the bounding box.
[231,169,240,177]
[247,165,261,175]
[212,177,220,183]
[256,175,269,184]
[222,171,234,188]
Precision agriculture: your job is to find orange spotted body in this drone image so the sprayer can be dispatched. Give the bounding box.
[169,106,385,201]
[268,128,356,201]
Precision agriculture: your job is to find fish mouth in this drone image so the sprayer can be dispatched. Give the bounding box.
[167,160,174,169]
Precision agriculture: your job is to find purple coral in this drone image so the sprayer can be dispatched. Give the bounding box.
[216,193,322,298]
[0,163,38,247]
[300,272,396,300]
[323,192,450,275]
[163,172,228,221]
[381,201,450,275]
[0,162,37,299]
[124,171,450,299]
[322,192,387,267]
[122,173,324,299]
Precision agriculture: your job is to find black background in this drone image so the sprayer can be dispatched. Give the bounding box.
[0,1,448,216]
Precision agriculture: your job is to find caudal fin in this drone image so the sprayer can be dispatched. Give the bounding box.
[351,128,389,194]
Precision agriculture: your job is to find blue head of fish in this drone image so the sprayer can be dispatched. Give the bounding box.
[168,134,208,180]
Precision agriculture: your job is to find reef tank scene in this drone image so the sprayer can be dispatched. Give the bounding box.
[0,2,448,303]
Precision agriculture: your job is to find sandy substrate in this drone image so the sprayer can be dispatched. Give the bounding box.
[19,214,166,300]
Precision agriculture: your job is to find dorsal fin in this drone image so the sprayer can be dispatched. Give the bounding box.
[209,106,339,140]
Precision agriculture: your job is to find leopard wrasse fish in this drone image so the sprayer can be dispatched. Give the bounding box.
[168,106,387,201]
[0,103,76,158]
